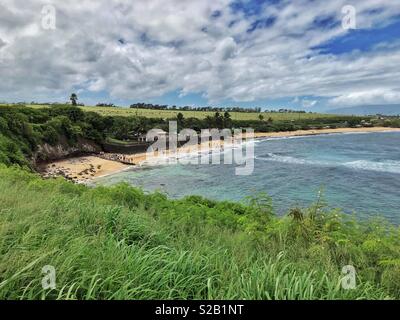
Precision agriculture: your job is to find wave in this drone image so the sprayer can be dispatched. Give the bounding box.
[256,153,328,166]
[256,153,400,174]
[257,130,400,143]
[343,160,400,174]
[261,135,314,142]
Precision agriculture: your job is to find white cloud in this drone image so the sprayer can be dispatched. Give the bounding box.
[302,99,317,108]
[329,89,400,106]
[215,37,237,61]
[0,0,400,107]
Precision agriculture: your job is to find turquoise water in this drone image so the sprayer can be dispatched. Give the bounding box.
[95,131,400,222]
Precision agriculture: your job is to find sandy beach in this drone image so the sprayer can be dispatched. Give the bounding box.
[40,156,130,183]
[253,126,400,138]
[41,126,400,183]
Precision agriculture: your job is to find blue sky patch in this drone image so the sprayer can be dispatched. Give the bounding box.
[313,18,400,55]
[312,15,340,30]
[230,0,273,17]
[247,16,276,33]
[211,10,222,19]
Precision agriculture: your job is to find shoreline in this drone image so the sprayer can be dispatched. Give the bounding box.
[252,126,400,139]
[41,126,400,183]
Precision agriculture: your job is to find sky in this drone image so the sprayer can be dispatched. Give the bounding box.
[0,0,400,111]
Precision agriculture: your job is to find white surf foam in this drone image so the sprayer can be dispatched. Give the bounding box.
[343,160,400,174]
[256,153,328,166]
[256,153,400,174]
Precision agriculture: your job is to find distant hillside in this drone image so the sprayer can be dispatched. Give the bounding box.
[328,105,400,116]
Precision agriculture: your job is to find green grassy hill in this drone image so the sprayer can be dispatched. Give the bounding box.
[79,106,337,121]
[0,165,399,299]
[1,103,340,121]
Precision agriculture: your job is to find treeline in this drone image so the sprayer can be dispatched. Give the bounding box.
[96,103,115,107]
[129,103,308,113]
[129,102,262,112]
[174,111,371,133]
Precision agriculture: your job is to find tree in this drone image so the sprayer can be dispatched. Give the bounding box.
[70,93,78,106]
[223,111,232,128]
[258,114,264,121]
[215,112,224,129]
[177,112,185,130]
[177,112,184,125]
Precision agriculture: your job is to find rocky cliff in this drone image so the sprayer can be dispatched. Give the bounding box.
[32,137,102,166]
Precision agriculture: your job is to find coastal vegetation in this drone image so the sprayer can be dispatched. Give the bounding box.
[1,103,400,300]
[2,104,397,160]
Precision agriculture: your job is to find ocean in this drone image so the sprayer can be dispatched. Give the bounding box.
[95,131,400,223]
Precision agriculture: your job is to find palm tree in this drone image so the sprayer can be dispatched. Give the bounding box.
[70,93,78,106]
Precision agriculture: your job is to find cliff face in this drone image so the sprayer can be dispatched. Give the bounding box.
[32,137,102,166]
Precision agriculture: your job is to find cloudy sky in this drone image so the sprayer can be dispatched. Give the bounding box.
[1,0,400,111]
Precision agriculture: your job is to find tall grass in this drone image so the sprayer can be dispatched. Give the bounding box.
[0,165,398,300]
